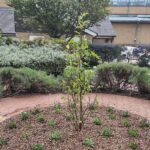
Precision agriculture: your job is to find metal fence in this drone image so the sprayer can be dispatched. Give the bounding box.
[112,0,150,6]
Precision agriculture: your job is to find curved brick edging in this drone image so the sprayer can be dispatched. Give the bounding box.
[0,93,150,122]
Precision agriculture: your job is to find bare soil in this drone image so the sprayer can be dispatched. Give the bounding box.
[0,106,150,150]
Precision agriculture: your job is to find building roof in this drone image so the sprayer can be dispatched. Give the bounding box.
[110,15,150,23]
[0,8,15,34]
[85,17,116,37]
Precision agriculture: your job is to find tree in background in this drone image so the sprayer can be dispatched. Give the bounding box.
[8,0,110,38]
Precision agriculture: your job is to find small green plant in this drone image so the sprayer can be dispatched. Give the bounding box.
[0,137,7,146]
[54,104,61,113]
[37,114,45,123]
[7,120,17,129]
[107,107,115,114]
[88,101,98,111]
[122,111,130,118]
[129,141,138,150]
[50,131,61,141]
[21,132,29,139]
[21,112,30,120]
[32,144,44,150]
[65,113,74,121]
[83,138,95,148]
[101,128,112,137]
[109,114,116,120]
[128,129,138,137]
[32,107,41,115]
[25,122,33,129]
[139,119,149,128]
[93,117,101,125]
[122,119,131,127]
[48,119,57,127]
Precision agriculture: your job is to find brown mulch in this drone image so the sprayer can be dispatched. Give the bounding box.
[0,106,150,150]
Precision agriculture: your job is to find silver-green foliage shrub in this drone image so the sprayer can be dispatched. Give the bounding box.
[0,67,61,97]
[0,45,66,75]
[95,63,150,95]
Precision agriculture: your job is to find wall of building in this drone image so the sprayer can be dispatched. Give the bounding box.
[92,38,113,45]
[113,23,150,45]
[109,6,150,15]
[0,0,8,7]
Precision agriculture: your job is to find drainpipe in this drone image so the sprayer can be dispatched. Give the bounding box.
[134,18,141,45]
[127,0,130,15]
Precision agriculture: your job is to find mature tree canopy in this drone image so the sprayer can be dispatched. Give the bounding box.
[8,0,110,38]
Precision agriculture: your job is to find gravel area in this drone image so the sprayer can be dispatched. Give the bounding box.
[0,106,150,150]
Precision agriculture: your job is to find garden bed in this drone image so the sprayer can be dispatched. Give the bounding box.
[0,106,149,150]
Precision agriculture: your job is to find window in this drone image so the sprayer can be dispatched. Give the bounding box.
[112,0,149,6]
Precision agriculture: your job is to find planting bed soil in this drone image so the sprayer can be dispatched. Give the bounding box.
[0,106,150,150]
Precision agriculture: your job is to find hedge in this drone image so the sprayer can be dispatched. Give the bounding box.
[0,45,66,75]
[89,44,122,62]
[0,67,62,97]
[95,63,150,95]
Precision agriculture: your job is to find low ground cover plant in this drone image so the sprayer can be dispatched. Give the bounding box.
[0,137,7,146]
[32,144,44,150]
[128,128,139,137]
[129,141,138,150]
[50,131,61,141]
[83,138,95,148]
[139,119,149,128]
[6,119,17,129]
[21,112,30,121]
[122,119,131,127]
[93,117,102,125]
[48,119,57,127]
[101,128,112,137]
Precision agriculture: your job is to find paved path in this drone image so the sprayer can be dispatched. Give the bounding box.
[0,93,150,122]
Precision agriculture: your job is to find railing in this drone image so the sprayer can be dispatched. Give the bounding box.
[112,0,150,6]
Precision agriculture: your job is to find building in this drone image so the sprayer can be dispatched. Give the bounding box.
[0,7,16,36]
[85,17,116,45]
[110,0,150,45]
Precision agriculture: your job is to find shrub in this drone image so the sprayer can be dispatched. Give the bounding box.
[0,67,62,97]
[83,138,95,148]
[7,120,17,129]
[129,141,138,150]
[93,117,101,125]
[48,119,57,127]
[95,62,150,95]
[21,112,30,120]
[0,45,66,75]
[137,68,150,94]
[122,111,130,118]
[128,129,138,137]
[32,144,44,150]
[95,63,140,92]
[50,131,61,141]
[138,54,150,68]
[89,44,122,62]
[0,137,7,146]
[101,128,112,137]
